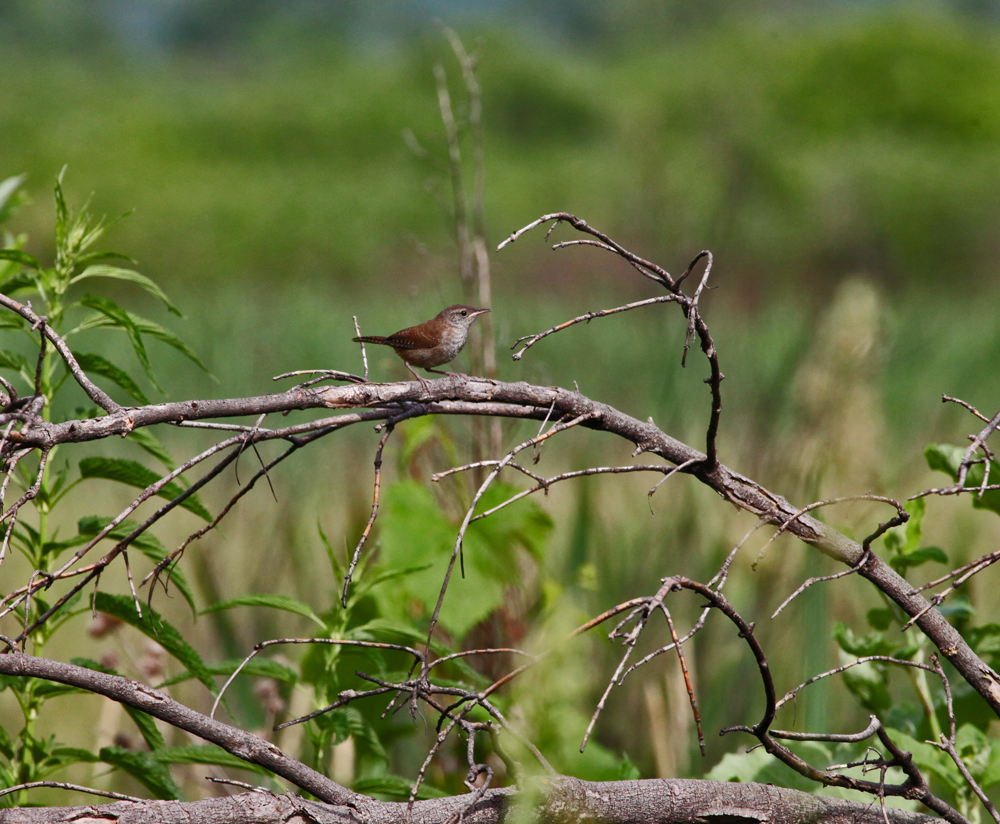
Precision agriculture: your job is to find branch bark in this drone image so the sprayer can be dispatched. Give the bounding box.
[0,652,355,807]
[0,779,939,824]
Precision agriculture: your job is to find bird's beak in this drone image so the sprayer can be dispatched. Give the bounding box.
[473,308,491,316]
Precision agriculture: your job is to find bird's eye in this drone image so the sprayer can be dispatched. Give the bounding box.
[460,310,468,316]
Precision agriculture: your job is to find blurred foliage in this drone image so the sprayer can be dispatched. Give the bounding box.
[1,5,999,295]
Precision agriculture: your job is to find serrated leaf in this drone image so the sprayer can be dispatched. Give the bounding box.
[99,745,182,800]
[79,294,158,389]
[377,481,513,637]
[202,594,324,628]
[72,265,181,316]
[343,706,387,763]
[866,608,894,630]
[79,457,211,521]
[93,592,216,694]
[48,747,100,767]
[149,744,268,774]
[0,249,40,270]
[72,351,149,405]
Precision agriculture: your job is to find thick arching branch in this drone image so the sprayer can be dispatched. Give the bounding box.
[3,374,997,716]
[0,652,355,806]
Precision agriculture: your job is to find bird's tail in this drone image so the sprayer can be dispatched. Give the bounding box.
[352,336,390,345]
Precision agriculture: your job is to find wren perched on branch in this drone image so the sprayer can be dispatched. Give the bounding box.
[352,305,490,385]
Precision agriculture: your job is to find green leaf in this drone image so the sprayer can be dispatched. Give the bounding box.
[79,294,158,388]
[343,707,387,764]
[126,429,176,471]
[202,594,325,628]
[887,728,964,794]
[72,351,149,405]
[77,516,196,615]
[75,250,136,268]
[352,774,447,799]
[925,443,1000,517]
[71,265,181,316]
[158,657,297,688]
[377,481,515,638]
[0,269,38,298]
[939,593,975,622]
[54,168,69,244]
[967,623,1000,667]
[318,522,344,586]
[0,348,31,379]
[866,608,894,630]
[99,745,183,800]
[841,658,891,712]
[131,315,211,375]
[48,747,100,767]
[889,546,948,574]
[0,174,26,222]
[79,457,211,521]
[93,592,216,695]
[832,622,895,656]
[616,752,641,780]
[0,249,40,270]
[149,744,268,774]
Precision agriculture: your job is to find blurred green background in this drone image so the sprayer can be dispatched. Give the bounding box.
[2,0,1000,805]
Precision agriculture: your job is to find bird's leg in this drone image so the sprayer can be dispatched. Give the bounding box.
[405,362,431,389]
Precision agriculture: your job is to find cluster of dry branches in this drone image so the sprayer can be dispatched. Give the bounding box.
[0,214,998,824]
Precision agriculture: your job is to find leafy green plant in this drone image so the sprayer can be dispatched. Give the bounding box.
[0,172,213,803]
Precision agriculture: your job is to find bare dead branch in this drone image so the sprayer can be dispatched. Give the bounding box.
[0,781,144,803]
[0,651,356,806]
[511,297,678,361]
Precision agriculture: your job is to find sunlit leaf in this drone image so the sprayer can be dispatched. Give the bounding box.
[72,264,181,316]
[0,249,40,270]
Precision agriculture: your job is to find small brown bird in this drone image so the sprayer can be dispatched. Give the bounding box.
[352,305,490,385]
